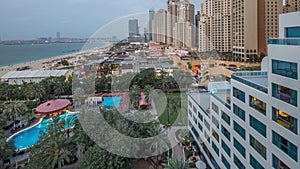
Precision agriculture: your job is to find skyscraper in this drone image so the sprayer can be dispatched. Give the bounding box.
[167,0,180,45]
[152,9,168,44]
[128,19,139,37]
[198,0,232,52]
[258,0,283,57]
[56,32,60,41]
[283,0,300,13]
[232,0,282,61]
[148,9,155,41]
[173,0,195,48]
[195,11,200,48]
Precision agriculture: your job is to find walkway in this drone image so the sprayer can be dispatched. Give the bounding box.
[166,126,187,161]
[151,98,187,161]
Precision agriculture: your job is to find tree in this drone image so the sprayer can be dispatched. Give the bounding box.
[163,158,189,169]
[25,83,46,102]
[144,84,154,106]
[3,102,26,123]
[25,115,77,169]
[0,130,15,167]
[54,80,66,98]
[26,136,76,169]
[129,85,141,108]
[78,146,132,169]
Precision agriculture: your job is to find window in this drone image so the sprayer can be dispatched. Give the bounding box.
[221,111,230,125]
[212,102,219,114]
[191,126,199,139]
[189,100,192,107]
[212,115,219,129]
[272,107,297,134]
[234,154,245,169]
[250,115,266,137]
[189,109,192,116]
[221,125,231,141]
[234,121,246,140]
[250,135,267,159]
[198,122,203,132]
[198,112,203,121]
[233,87,245,102]
[234,138,246,158]
[212,130,219,142]
[204,119,210,131]
[222,140,231,157]
[193,105,197,113]
[272,59,298,79]
[233,104,245,121]
[272,131,298,161]
[221,155,230,169]
[250,154,265,169]
[204,131,210,143]
[272,154,291,169]
[249,96,266,115]
[212,141,219,156]
[286,26,300,38]
[272,83,297,107]
[193,115,198,124]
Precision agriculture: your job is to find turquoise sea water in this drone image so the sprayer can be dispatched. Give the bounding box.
[102,96,122,108]
[7,113,77,150]
[0,42,105,67]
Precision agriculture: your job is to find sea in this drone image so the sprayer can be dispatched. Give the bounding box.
[0,42,106,67]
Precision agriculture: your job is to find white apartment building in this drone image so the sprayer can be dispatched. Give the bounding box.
[188,11,300,169]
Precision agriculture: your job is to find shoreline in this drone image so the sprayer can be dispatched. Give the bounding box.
[0,42,113,77]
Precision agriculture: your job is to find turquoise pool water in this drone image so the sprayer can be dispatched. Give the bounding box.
[102,96,122,108]
[7,113,77,150]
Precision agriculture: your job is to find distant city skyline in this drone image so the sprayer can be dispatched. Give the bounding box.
[0,0,202,40]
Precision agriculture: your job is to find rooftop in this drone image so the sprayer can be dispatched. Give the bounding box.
[232,72,268,94]
[189,91,211,113]
[36,99,71,114]
[1,70,72,79]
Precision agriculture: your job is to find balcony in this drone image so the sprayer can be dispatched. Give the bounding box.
[268,38,300,46]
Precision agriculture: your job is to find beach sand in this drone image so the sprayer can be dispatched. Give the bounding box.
[0,42,113,77]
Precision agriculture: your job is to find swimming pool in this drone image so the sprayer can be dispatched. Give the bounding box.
[7,113,77,150]
[102,96,122,108]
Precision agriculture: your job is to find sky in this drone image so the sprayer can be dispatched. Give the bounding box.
[0,0,202,40]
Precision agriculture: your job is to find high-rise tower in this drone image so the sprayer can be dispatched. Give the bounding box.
[148,9,155,41]
[128,19,139,37]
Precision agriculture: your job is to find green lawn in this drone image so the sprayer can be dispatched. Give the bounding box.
[154,92,188,126]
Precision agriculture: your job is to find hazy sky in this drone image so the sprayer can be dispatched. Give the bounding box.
[0,0,202,40]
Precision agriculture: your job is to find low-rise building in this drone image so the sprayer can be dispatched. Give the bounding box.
[1,70,72,85]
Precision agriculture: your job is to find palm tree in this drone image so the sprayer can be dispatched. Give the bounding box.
[146,126,171,169]
[129,85,141,108]
[0,130,15,167]
[25,116,76,169]
[25,83,46,102]
[78,145,132,169]
[144,84,154,107]
[53,81,66,98]
[26,137,75,169]
[163,158,189,169]
[3,102,26,123]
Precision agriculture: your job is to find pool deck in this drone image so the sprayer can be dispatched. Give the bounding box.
[6,118,43,151]
[6,112,78,151]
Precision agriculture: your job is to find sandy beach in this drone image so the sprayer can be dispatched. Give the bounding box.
[0,42,113,77]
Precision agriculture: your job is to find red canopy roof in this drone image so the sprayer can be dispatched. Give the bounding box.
[36,99,71,114]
